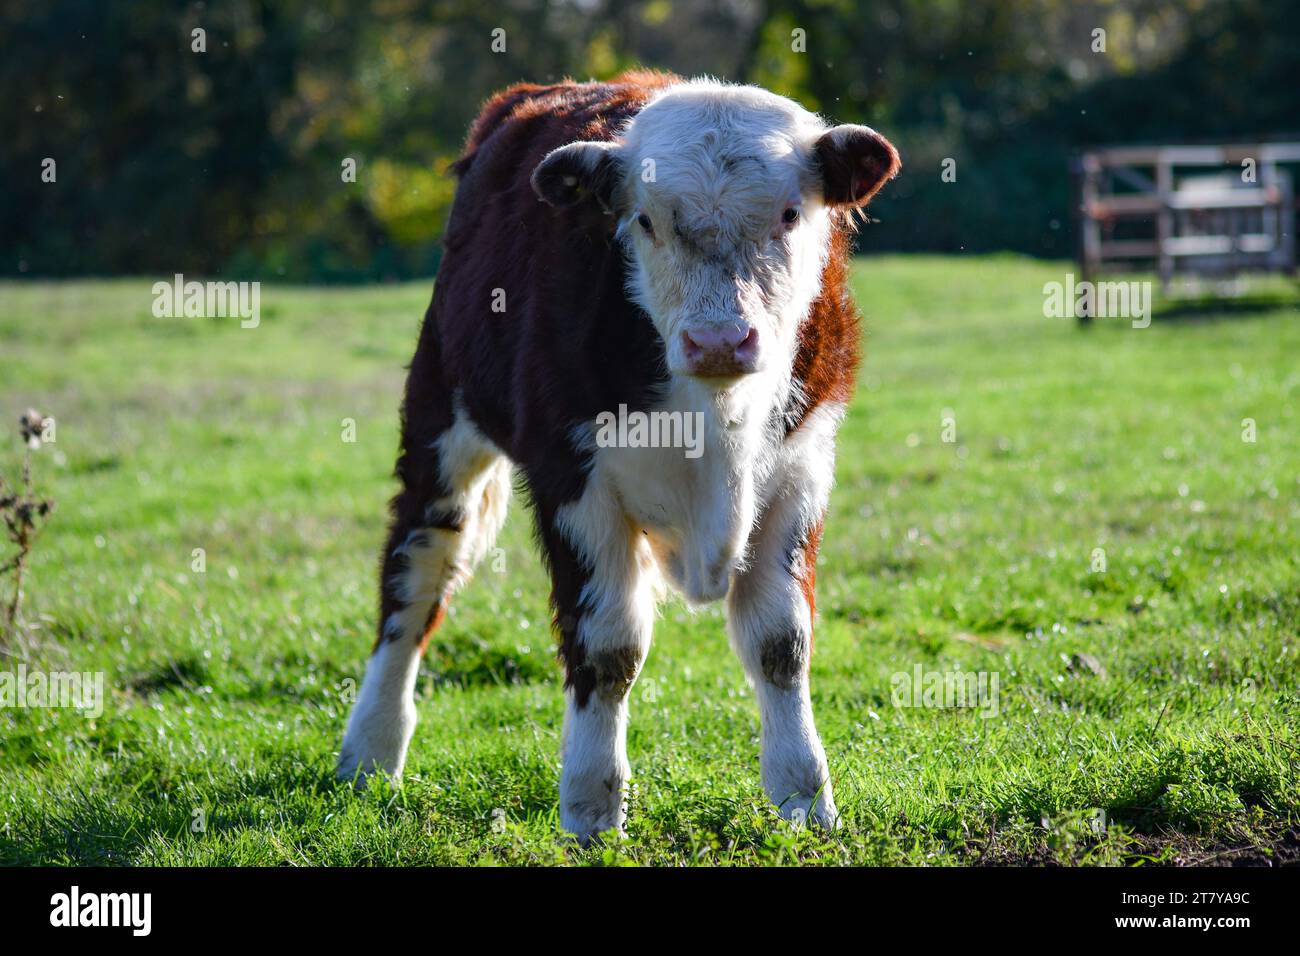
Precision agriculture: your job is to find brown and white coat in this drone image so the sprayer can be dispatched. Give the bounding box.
[338,71,899,843]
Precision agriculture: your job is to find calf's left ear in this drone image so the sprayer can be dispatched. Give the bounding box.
[531,141,623,211]
[813,125,901,207]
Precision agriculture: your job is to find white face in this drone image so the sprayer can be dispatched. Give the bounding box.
[613,84,834,384]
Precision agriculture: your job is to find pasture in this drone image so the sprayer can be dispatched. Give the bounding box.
[1,256,1298,865]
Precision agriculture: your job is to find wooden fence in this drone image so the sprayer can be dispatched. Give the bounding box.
[1075,143,1300,291]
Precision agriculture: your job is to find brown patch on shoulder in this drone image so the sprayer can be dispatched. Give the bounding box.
[789,226,859,434]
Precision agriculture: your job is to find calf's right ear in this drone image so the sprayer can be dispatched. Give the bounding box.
[814,125,901,208]
[531,141,623,211]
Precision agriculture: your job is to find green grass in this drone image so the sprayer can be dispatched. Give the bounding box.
[1,256,1298,866]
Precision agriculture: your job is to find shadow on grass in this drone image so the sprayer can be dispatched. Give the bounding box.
[1154,291,1300,324]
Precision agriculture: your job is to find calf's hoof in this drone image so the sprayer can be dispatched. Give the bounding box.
[775,790,840,831]
[560,795,627,847]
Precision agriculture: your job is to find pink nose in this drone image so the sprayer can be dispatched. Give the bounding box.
[681,323,760,377]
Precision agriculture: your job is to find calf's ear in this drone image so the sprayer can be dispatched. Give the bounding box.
[813,125,900,207]
[531,141,623,211]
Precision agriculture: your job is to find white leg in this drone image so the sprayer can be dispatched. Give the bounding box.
[551,483,656,844]
[338,408,511,783]
[729,565,838,828]
[338,635,422,780]
[560,683,632,840]
[727,407,842,828]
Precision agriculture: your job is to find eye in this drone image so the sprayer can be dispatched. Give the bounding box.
[637,213,654,235]
[781,207,800,225]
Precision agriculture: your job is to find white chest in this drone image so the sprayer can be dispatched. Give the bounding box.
[586,379,780,603]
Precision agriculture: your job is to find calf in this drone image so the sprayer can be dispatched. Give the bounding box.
[338,71,900,844]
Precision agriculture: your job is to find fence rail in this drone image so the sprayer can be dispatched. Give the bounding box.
[1074,142,1300,290]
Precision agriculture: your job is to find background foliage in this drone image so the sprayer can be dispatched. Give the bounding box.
[3,0,1298,281]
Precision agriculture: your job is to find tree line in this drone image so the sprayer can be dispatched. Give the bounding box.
[3,0,1295,281]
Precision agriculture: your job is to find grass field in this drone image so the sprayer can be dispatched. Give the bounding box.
[1,256,1298,866]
